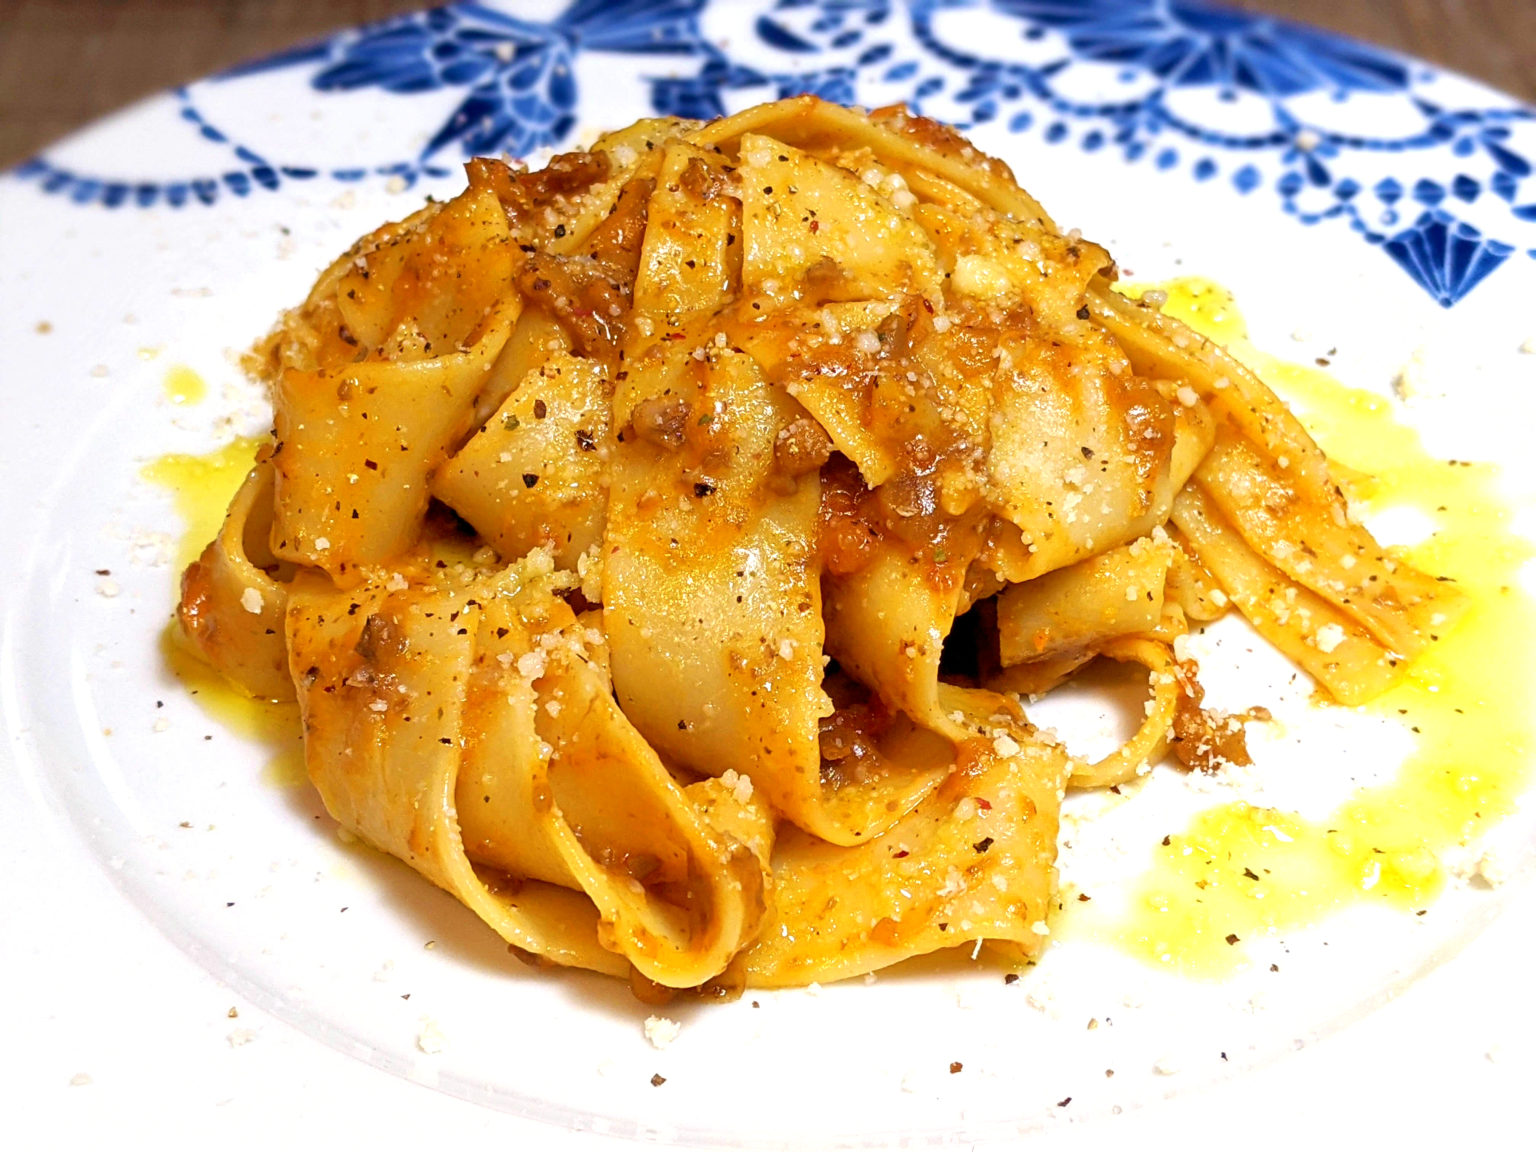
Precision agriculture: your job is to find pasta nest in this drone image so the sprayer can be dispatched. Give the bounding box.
[177,97,1461,993]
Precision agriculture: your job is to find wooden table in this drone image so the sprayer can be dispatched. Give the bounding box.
[2,0,1532,168]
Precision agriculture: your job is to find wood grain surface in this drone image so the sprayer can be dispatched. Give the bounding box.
[1,0,1532,169]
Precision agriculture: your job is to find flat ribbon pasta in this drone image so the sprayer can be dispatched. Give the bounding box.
[742,688,1070,986]
[177,96,1464,994]
[285,563,623,977]
[287,555,767,986]
[178,459,293,701]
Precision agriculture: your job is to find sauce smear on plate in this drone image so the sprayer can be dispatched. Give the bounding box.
[145,434,303,786]
[1107,278,1536,974]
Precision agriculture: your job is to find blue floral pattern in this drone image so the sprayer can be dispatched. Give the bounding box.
[992,0,1411,96]
[11,0,1535,307]
[228,0,713,159]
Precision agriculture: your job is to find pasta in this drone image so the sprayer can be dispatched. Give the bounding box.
[176,96,1464,993]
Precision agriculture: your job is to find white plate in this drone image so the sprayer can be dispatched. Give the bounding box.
[5,1,1536,1146]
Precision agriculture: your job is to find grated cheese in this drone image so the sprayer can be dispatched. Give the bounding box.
[1313,623,1346,653]
[643,1014,681,1050]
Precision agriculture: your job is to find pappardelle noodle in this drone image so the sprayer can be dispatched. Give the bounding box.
[176,97,1463,994]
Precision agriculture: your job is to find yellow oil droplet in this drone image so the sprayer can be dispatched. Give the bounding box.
[141,436,262,570]
[1098,278,1536,975]
[147,437,304,789]
[160,622,305,788]
[260,746,309,790]
[163,365,207,406]
[159,623,298,745]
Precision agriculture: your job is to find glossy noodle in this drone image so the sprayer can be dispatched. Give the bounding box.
[176,97,1463,992]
